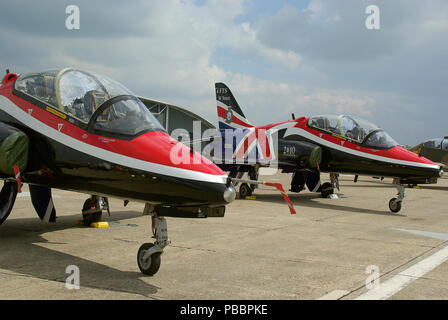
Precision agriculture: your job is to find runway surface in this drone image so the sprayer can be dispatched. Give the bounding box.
[1,173,447,300]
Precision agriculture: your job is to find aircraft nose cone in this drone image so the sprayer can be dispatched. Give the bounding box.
[223,184,236,203]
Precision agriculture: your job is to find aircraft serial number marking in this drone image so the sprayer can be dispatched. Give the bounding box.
[283,145,296,156]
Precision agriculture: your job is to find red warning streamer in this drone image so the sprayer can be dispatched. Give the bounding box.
[264,182,296,215]
[231,178,297,215]
[13,165,21,193]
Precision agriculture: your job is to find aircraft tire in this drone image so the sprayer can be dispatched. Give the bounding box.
[137,243,161,276]
[389,198,402,213]
[82,198,102,226]
[320,182,334,198]
[82,211,102,226]
[239,183,252,198]
[0,181,18,225]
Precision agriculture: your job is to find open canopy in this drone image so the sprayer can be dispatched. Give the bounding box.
[14,68,164,137]
[308,114,398,149]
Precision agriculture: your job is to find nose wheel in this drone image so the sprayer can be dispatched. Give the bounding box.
[389,198,402,213]
[389,180,405,213]
[137,243,161,276]
[137,212,170,276]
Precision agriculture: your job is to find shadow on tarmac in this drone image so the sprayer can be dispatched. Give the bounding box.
[338,184,393,189]
[247,193,406,217]
[0,211,159,298]
[416,185,448,191]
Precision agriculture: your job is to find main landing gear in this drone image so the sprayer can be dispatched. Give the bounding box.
[81,195,109,226]
[137,209,170,276]
[320,173,339,198]
[320,182,334,198]
[239,183,253,198]
[236,166,258,198]
[389,179,405,213]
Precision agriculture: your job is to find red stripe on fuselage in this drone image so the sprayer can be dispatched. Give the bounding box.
[248,116,436,166]
[293,119,436,165]
[1,87,224,176]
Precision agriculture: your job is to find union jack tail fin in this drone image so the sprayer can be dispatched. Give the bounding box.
[215,83,253,131]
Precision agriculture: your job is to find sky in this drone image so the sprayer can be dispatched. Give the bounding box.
[0,0,446,145]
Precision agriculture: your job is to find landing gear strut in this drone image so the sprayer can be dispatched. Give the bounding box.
[330,172,340,191]
[137,210,170,276]
[389,179,405,213]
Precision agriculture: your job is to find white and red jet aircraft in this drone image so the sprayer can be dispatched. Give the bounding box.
[213,83,443,213]
[0,68,236,275]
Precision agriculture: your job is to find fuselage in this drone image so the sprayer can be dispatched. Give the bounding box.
[221,116,442,184]
[0,72,233,208]
[409,138,448,167]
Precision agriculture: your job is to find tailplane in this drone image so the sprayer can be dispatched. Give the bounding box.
[215,83,253,130]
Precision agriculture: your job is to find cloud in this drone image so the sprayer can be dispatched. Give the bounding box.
[254,0,448,62]
[247,0,448,143]
[217,72,376,124]
[0,0,154,38]
[0,0,446,145]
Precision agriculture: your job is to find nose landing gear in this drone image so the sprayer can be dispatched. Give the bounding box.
[389,179,405,213]
[137,211,170,276]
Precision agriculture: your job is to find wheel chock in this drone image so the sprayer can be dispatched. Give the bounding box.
[76,220,109,228]
[236,194,241,199]
[90,222,109,228]
[245,196,256,200]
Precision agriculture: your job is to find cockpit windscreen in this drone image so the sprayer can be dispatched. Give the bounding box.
[14,68,165,136]
[308,115,398,149]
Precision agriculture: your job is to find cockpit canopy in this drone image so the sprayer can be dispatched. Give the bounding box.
[14,68,164,137]
[308,115,398,149]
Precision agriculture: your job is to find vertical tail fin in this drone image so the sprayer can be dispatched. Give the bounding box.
[215,83,253,130]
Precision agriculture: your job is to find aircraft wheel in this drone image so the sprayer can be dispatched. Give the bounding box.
[321,182,334,198]
[82,211,102,226]
[137,243,161,276]
[0,181,18,225]
[389,198,402,213]
[82,198,102,226]
[239,183,252,198]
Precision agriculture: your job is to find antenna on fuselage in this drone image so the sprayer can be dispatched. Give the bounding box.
[291,113,296,120]
[6,69,10,74]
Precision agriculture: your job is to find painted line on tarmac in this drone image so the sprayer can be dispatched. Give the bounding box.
[392,228,448,241]
[318,290,350,300]
[356,244,448,300]
[17,192,30,197]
